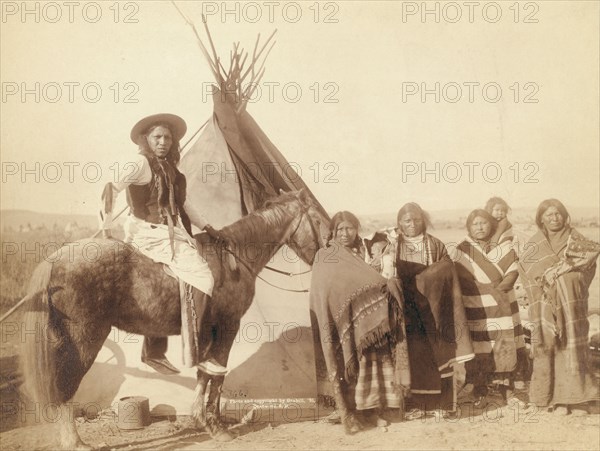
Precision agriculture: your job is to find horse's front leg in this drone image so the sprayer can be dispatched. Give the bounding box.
[204,374,234,442]
[192,369,210,430]
[332,374,363,435]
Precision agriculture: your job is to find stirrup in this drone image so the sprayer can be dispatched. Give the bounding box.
[197,358,228,376]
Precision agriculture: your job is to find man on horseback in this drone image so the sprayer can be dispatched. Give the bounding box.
[101,113,227,376]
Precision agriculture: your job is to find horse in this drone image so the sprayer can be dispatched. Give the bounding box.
[20,189,330,450]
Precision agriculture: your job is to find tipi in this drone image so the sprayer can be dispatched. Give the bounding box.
[176,10,328,228]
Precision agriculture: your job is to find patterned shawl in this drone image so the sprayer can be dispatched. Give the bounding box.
[519,227,599,352]
[310,243,407,384]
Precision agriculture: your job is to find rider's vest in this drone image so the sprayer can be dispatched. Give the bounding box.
[127,155,187,225]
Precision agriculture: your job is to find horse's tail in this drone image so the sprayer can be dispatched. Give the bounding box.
[20,259,61,408]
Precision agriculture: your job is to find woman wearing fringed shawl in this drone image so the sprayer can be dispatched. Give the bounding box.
[310,211,410,434]
[519,199,599,415]
[366,203,474,418]
[100,113,227,377]
[454,209,526,406]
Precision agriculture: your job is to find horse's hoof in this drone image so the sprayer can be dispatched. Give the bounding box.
[213,429,235,442]
[193,419,205,430]
[473,395,487,408]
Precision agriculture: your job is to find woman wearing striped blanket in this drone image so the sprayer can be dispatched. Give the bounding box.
[519,199,599,416]
[484,197,530,385]
[454,209,525,406]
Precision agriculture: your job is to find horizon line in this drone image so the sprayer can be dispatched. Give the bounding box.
[2,205,599,218]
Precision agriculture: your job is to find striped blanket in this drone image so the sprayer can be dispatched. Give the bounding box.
[489,219,513,248]
[455,236,524,373]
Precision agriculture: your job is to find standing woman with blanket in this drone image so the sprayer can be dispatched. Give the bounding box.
[519,199,599,415]
[310,211,410,434]
[391,203,474,417]
[454,209,525,406]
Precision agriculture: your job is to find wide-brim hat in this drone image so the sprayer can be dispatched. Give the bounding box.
[130,113,187,145]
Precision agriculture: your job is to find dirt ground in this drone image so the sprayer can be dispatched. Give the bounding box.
[1,388,599,450]
[2,303,600,450]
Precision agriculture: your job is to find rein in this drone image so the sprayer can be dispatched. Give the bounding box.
[223,205,320,293]
[257,273,310,293]
[222,247,310,293]
[263,265,311,277]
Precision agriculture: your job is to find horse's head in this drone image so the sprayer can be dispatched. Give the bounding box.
[279,189,330,265]
[223,189,329,268]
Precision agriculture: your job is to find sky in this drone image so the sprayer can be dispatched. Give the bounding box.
[1,0,599,219]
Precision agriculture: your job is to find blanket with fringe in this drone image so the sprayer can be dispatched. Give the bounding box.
[310,244,409,389]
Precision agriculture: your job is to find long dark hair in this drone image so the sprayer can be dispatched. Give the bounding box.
[137,122,187,228]
[535,199,570,230]
[138,122,182,167]
[330,211,362,249]
[396,202,433,233]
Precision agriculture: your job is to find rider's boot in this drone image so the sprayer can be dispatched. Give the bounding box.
[141,336,180,375]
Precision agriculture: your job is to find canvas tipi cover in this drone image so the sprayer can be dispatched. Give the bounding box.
[181,88,328,228]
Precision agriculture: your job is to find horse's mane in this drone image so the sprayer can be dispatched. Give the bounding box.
[221,192,300,245]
